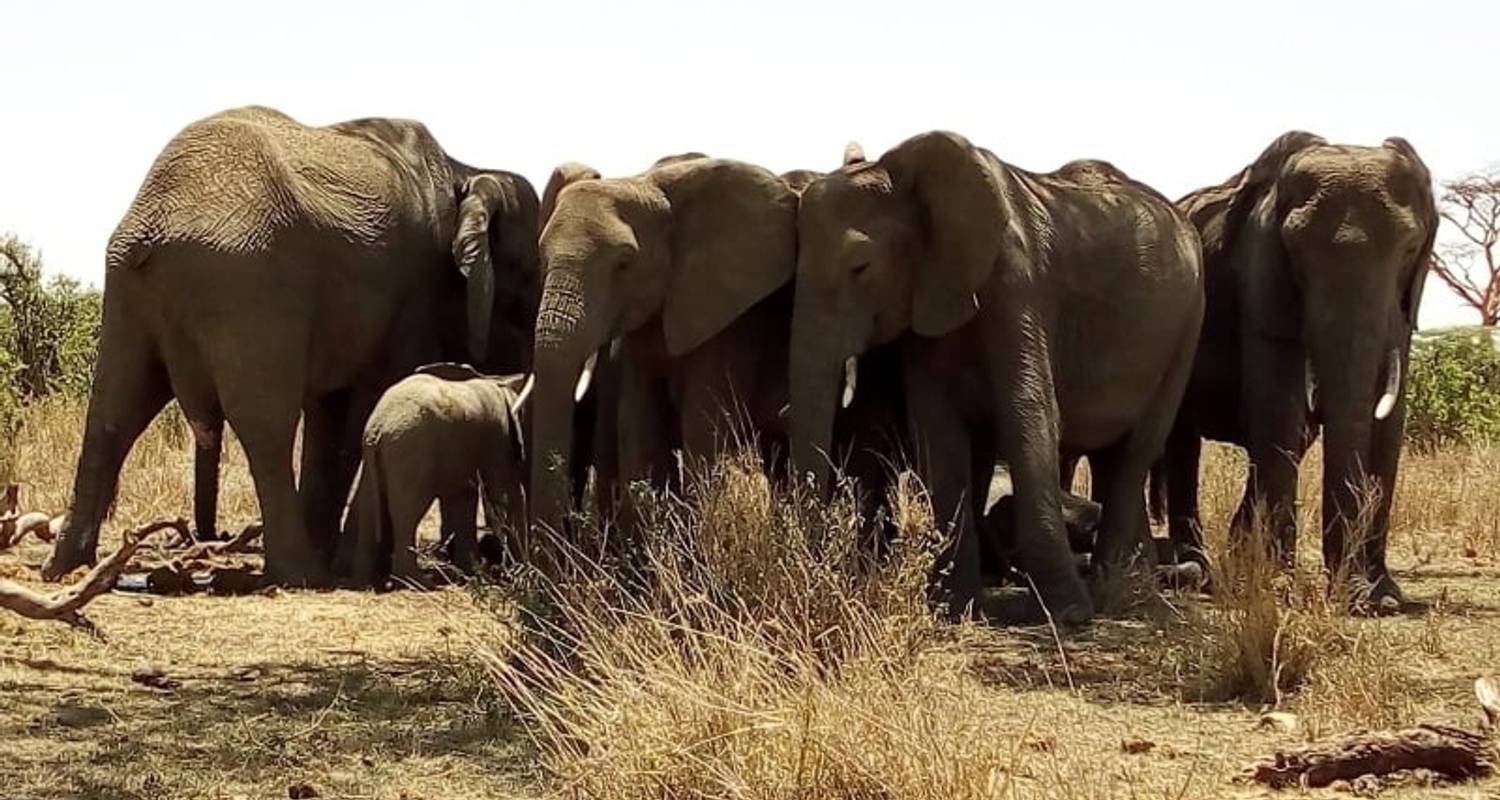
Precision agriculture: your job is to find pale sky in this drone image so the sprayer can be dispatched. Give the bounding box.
[2,0,1494,328]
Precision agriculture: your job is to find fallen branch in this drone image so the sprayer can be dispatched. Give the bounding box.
[0,520,182,630]
[1243,723,1496,788]
[176,523,263,560]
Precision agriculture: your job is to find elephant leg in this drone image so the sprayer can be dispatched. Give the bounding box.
[1239,336,1310,567]
[481,451,527,565]
[298,390,356,558]
[903,364,980,618]
[440,482,480,574]
[43,336,173,580]
[1086,442,1155,579]
[970,439,1008,582]
[590,343,622,524]
[347,465,385,586]
[229,405,322,585]
[616,353,672,552]
[191,415,223,541]
[1160,414,1205,564]
[1358,392,1407,612]
[216,339,323,585]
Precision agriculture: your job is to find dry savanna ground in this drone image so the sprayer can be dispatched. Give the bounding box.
[1,397,1498,800]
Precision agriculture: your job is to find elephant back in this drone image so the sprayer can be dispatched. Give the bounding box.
[107,106,406,272]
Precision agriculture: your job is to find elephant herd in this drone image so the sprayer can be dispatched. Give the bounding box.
[38,106,1438,624]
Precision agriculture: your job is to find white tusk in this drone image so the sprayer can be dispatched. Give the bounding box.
[514,374,535,411]
[1304,356,1318,415]
[840,356,858,409]
[574,351,598,403]
[778,403,790,419]
[1374,347,1401,420]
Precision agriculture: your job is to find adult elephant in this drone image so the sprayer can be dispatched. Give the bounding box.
[790,131,1204,623]
[528,155,805,535]
[1155,132,1437,612]
[43,106,539,584]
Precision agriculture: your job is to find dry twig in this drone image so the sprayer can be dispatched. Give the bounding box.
[0,520,181,630]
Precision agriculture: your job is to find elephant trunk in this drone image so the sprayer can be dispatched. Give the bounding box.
[1308,305,1392,574]
[529,267,592,534]
[788,311,846,497]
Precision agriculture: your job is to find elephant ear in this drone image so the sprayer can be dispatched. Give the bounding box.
[883,131,1015,338]
[415,362,484,381]
[1383,136,1438,330]
[1222,131,1325,341]
[540,162,601,230]
[655,159,798,357]
[453,173,526,365]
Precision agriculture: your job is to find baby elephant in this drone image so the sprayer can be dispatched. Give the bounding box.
[346,364,528,586]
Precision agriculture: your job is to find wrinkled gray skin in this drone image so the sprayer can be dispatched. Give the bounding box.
[1156,133,1437,612]
[43,106,539,585]
[790,131,1204,623]
[346,364,527,586]
[529,156,802,537]
[982,489,1102,576]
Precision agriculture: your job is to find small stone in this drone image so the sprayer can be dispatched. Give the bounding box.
[287,781,320,799]
[1121,737,1155,755]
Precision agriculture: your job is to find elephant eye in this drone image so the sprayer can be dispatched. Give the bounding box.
[850,261,871,279]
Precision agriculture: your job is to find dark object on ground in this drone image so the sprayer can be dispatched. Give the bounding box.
[1242,724,1495,788]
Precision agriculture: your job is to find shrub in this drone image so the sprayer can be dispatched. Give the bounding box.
[1405,326,1500,448]
[0,234,104,433]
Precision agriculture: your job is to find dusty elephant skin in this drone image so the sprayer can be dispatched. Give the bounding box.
[1155,133,1439,612]
[43,106,540,586]
[340,364,527,587]
[789,131,1205,623]
[527,155,803,539]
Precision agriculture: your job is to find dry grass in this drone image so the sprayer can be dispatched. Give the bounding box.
[1,400,1498,799]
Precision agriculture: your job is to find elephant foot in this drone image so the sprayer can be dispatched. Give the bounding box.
[263,559,331,589]
[1349,571,1404,617]
[977,584,1093,626]
[40,534,97,582]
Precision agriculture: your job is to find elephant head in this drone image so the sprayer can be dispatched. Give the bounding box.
[451,171,542,371]
[528,157,798,530]
[1224,132,1436,552]
[790,131,1022,491]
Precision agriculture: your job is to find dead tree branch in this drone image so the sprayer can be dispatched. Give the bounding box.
[1433,169,1500,326]
[0,520,181,630]
[1242,724,1495,788]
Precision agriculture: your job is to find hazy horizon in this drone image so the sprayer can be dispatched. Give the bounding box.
[3,0,1496,328]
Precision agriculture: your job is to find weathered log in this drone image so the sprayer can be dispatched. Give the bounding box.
[175,523,263,560]
[1243,723,1495,788]
[0,520,181,630]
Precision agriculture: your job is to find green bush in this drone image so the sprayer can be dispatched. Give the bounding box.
[0,234,104,433]
[1405,326,1500,448]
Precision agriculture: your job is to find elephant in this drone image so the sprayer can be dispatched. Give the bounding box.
[527,154,801,537]
[1154,132,1437,613]
[42,106,540,585]
[345,364,527,586]
[789,131,1205,623]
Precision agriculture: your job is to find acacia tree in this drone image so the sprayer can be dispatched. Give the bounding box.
[1431,169,1500,326]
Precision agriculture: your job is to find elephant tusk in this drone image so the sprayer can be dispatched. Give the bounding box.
[1374,346,1401,420]
[1304,356,1318,415]
[841,356,858,409]
[574,351,597,403]
[514,374,535,411]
